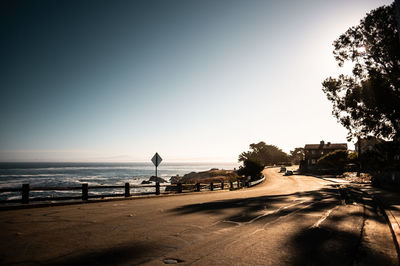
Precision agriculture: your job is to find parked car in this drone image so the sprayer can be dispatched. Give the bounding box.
[279,167,286,173]
[285,170,293,176]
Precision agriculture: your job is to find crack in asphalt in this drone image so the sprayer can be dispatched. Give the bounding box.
[310,205,339,229]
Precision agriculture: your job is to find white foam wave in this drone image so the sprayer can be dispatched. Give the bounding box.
[7,195,21,200]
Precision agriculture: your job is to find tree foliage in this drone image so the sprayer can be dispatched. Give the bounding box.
[238,141,290,166]
[290,147,305,164]
[237,159,264,180]
[317,150,348,170]
[322,3,400,140]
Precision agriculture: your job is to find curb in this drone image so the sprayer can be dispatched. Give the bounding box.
[373,195,400,263]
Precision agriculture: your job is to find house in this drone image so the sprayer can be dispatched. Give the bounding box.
[356,137,400,169]
[302,140,348,170]
[355,136,384,153]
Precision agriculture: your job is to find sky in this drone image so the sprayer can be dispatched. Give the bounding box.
[0,0,394,162]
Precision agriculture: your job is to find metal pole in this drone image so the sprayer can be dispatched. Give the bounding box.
[155,155,158,178]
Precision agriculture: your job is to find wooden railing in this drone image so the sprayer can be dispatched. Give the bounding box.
[0,179,255,204]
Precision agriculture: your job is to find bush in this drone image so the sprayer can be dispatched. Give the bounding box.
[317,150,348,170]
[237,160,264,180]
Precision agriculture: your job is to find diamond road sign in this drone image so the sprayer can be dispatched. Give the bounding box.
[151,153,162,167]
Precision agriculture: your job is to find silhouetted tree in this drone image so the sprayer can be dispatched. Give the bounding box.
[238,141,290,166]
[290,147,305,164]
[237,159,264,180]
[322,3,400,141]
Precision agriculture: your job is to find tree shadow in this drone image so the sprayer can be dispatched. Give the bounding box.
[10,185,397,265]
[170,184,397,265]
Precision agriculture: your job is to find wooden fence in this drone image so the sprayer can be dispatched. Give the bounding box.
[0,179,257,204]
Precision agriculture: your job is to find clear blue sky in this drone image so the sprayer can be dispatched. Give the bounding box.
[0,0,393,162]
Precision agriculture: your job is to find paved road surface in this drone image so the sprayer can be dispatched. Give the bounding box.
[0,168,398,265]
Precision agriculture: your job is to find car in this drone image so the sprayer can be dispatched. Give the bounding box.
[285,170,293,176]
[279,167,286,173]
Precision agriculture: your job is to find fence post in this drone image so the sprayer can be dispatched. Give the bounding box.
[22,184,29,204]
[221,181,224,190]
[82,183,88,201]
[177,182,182,193]
[196,182,200,192]
[210,182,214,191]
[230,181,233,189]
[125,183,130,197]
[156,181,160,195]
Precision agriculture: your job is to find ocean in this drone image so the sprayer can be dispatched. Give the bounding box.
[0,162,239,201]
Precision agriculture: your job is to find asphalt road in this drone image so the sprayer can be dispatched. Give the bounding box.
[0,168,398,265]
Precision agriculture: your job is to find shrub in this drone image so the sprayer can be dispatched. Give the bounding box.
[317,150,348,170]
[237,160,264,180]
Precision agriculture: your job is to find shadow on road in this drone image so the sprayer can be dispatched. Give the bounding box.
[170,184,396,265]
[16,185,397,266]
[170,185,373,224]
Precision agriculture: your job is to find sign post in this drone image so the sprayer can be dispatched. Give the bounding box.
[151,152,162,178]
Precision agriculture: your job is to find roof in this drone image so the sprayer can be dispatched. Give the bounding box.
[304,143,347,150]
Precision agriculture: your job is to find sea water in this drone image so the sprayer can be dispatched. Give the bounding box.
[0,162,239,201]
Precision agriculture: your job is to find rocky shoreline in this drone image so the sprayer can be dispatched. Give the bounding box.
[169,168,239,184]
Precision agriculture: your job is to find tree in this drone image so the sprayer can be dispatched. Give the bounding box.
[290,147,305,164]
[317,150,348,170]
[238,141,290,166]
[322,3,400,141]
[237,159,264,180]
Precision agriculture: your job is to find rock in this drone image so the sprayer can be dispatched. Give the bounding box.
[149,176,167,183]
[178,169,239,183]
[169,175,181,184]
[141,180,151,184]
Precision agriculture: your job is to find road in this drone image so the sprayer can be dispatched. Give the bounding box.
[0,168,398,265]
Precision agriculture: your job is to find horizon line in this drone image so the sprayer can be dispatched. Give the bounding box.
[0,161,240,164]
